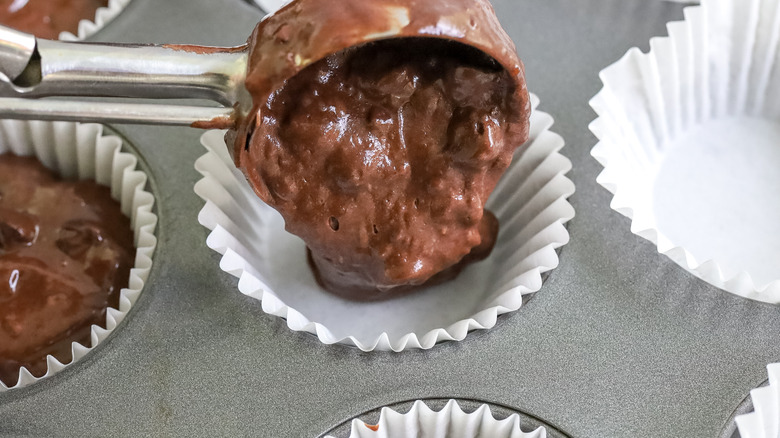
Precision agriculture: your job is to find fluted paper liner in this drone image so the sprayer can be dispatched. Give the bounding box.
[58,0,130,41]
[251,0,287,15]
[195,94,574,351]
[735,363,780,438]
[590,0,780,303]
[0,120,157,391]
[324,400,547,438]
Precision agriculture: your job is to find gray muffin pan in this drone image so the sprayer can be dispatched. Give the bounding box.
[1,0,778,437]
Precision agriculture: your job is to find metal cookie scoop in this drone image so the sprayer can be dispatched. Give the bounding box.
[0,25,249,128]
[0,0,532,301]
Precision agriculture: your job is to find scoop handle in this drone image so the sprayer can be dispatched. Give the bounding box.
[26,40,248,105]
[0,25,249,127]
[0,98,234,127]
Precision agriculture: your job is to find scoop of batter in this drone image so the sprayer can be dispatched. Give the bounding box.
[238,38,527,299]
[234,0,530,300]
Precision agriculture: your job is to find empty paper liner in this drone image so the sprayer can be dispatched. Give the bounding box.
[734,363,780,438]
[323,399,549,438]
[590,0,780,303]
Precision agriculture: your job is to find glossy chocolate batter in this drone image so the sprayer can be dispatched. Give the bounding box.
[0,154,134,387]
[0,0,109,40]
[233,0,530,300]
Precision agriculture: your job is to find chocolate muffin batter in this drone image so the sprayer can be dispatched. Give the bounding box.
[0,154,134,387]
[233,0,530,300]
[0,0,109,40]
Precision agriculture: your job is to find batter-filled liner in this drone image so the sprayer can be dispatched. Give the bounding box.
[0,0,131,41]
[0,121,157,390]
[195,94,574,351]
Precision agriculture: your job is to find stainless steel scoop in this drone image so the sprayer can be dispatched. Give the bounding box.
[0,25,249,127]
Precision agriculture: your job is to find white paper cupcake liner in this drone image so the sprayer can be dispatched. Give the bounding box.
[251,0,288,15]
[58,0,131,41]
[0,120,157,391]
[735,363,780,438]
[324,400,547,438]
[194,93,574,351]
[590,0,780,304]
